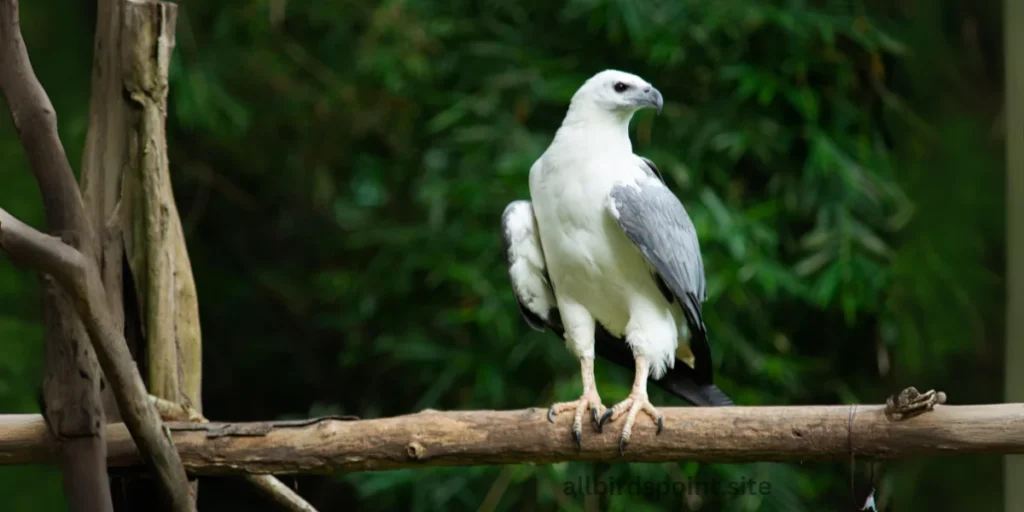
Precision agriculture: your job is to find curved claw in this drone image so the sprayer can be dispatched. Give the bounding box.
[656,416,664,435]
[599,408,615,429]
[547,406,556,424]
[591,407,602,432]
[619,437,627,456]
[573,428,582,450]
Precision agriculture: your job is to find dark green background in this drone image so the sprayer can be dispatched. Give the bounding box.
[0,0,1006,510]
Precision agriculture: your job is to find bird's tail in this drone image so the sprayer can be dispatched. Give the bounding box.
[654,361,734,406]
[593,325,733,406]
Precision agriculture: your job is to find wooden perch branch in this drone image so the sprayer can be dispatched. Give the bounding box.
[2,405,1023,474]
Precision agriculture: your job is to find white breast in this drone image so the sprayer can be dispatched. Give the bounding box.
[529,150,666,336]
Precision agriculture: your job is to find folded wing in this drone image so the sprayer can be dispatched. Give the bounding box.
[501,200,561,332]
[606,159,718,391]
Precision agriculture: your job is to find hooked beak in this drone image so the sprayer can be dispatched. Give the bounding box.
[636,86,664,115]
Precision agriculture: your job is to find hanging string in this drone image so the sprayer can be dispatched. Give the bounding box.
[848,404,878,511]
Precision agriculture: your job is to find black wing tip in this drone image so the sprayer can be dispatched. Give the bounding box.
[672,383,734,407]
[696,384,734,406]
[517,303,548,332]
[685,317,714,385]
[639,156,664,183]
[654,360,734,406]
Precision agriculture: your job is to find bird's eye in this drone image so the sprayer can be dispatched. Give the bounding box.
[613,82,629,93]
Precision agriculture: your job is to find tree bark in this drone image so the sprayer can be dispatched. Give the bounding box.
[80,0,131,423]
[0,0,193,506]
[120,0,203,418]
[3,405,1023,473]
[0,1,111,509]
[40,278,113,512]
[0,207,193,510]
[81,0,130,336]
[80,1,202,508]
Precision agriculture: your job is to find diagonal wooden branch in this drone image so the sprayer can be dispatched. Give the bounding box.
[246,474,319,512]
[0,0,192,504]
[0,207,192,509]
[0,1,194,503]
[0,211,88,277]
[2,405,1023,474]
[0,2,112,508]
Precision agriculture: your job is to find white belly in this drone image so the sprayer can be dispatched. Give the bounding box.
[529,156,673,338]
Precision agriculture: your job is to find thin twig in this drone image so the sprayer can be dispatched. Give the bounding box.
[247,474,319,512]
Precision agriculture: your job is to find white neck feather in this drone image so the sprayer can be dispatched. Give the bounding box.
[554,104,635,155]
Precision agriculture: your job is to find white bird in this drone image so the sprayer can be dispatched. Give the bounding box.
[502,70,731,453]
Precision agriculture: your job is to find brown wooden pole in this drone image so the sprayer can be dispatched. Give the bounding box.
[1,405,1023,474]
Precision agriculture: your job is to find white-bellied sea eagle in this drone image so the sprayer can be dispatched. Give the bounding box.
[501,69,732,454]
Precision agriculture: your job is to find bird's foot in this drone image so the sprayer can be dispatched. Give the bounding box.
[885,386,947,421]
[547,391,606,449]
[598,391,664,455]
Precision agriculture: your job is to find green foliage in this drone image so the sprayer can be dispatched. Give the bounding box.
[0,0,1004,510]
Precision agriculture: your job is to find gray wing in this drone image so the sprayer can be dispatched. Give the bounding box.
[607,165,713,383]
[501,201,561,332]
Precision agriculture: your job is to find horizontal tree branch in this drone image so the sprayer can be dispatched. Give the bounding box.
[1,404,1022,474]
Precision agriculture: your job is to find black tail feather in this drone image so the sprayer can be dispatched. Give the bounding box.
[657,372,733,406]
[594,324,733,407]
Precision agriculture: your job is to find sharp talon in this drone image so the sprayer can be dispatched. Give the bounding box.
[548,394,604,447]
[599,408,614,428]
[656,416,664,435]
[619,437,627,456]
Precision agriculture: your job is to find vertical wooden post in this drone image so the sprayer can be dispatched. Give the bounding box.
[121,1,202,419]
[80,0,130,423]
[79,0,201,509]
[40,277,113,512]
[79,0,152,506]
[1005,0,1024,508]
[119,0,203,508]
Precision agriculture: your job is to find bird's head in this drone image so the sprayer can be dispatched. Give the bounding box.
[565,70,663,125]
